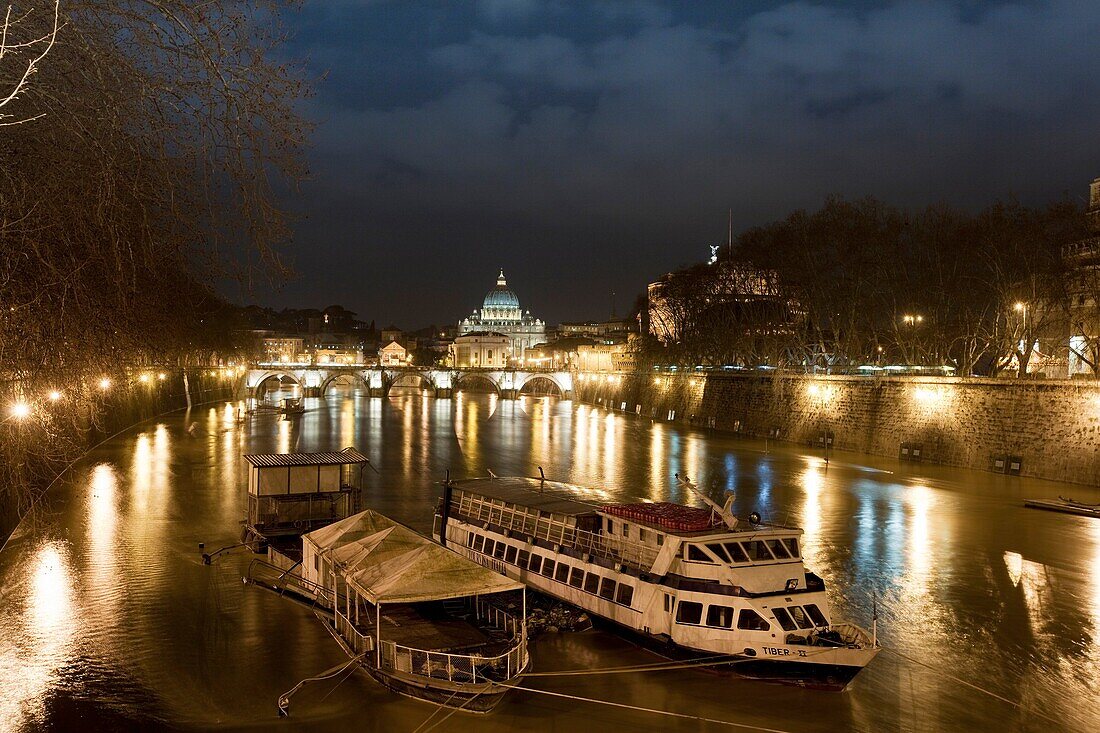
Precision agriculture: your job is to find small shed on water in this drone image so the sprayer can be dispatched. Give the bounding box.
[244,447,368,540]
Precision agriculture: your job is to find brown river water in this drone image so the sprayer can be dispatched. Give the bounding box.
[1,387,1098,732]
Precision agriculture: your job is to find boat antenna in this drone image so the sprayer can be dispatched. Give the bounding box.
[675,473,737,529]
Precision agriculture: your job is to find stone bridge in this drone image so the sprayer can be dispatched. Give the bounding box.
[242,365,573,399]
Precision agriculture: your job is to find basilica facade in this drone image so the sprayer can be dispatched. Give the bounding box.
[457,270,546,363]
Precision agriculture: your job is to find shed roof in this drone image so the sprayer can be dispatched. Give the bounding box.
[243,447,369,468]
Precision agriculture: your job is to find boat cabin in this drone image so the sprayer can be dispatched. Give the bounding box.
[243,448,368,541]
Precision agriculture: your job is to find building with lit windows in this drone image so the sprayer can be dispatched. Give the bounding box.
[449,332,511,368]
[458,270,545,363]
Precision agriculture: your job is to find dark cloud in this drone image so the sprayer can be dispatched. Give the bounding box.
[263,0,1100,328]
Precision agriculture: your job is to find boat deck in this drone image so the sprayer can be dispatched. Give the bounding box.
[341,603,512,654]
[380,606,491,652]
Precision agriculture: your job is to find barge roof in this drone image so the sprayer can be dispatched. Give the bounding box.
[306,510,523,604]
[244,447,369,467]
[448,476,606,516]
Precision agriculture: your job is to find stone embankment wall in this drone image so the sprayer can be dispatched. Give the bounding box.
[574,372,1100,486]
[93,369,235,440]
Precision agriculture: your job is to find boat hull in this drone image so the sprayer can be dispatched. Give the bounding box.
[592,615,865,691]
[367,667,513,713]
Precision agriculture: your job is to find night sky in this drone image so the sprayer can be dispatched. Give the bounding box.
[257,0,1100,328]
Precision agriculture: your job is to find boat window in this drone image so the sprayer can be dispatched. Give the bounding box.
[783,538,799,558]
[616,584,634,606]
[724,543,749,563]
[686,545,713,563]
[466,533,475,548]
[772,607,797,631]
[599,577,616,600]
[313,555,320,572]
[639,528,648,543]
[529,555,543,574]
[505,546,518,564]
[482,538,493,555]
[706,543,732,563]
[541,559,556,578]
[789,606,813,629]
[657,533,664,546]
[804,604,828,627]
[676,601,703,625]
[664,593,672,613]
[584,573,600,594]
[765,539,790,559]
[622,523,629,538]
[744,541,774,561]
[569,567,585,588]
[606,518,614,533]
[517,550,530,567]
[555,563,570,583]
[706,605,735,628]
[494,542,507,560]
[736,609,770,631]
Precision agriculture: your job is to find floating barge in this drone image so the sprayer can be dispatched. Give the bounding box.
[250,510,529,713]
[241,448,368,549]
[1025,496,1100,518]
[434,475,878,690]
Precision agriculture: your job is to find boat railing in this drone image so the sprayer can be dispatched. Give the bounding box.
[474,596,524,638]
[378,635,526,685]
[334,609,376,655]
[246,558,336,607]
[451,496,659,570]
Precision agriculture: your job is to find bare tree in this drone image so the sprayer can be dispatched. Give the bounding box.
[0,0,309,537]
[0,1,59,125]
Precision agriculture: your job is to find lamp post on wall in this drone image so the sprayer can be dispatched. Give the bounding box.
[1014,301,1030,376]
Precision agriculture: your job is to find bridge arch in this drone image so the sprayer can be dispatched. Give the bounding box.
[252,371,301,395]
[453,372,502,396]
[384,371,437,397]
[320,371,370,396]
[518,374,565,396]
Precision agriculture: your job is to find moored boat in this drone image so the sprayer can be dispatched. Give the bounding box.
[1025,496,1100,518]
[248,510,529,713]
[433,474,879,690]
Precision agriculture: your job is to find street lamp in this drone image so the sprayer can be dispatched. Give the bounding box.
[48,390,61,402]
[99,378,111,390]
[10,402,30,419]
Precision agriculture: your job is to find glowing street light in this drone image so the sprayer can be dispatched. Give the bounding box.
[10,402,30,419]
[157,372,166,380]
[99,378,111,390]
[139,374,150,383]
[48,390,62,402]
[1014,302,1026,313]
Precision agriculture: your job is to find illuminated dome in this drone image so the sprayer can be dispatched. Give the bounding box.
[483,270,520,310]
[458,269,545,364]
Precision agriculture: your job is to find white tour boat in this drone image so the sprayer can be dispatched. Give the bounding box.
[433,474,879,690]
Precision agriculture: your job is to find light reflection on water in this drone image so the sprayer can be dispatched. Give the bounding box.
[0,387,1098,732]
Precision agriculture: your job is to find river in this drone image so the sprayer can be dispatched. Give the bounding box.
[1,387,1098,732]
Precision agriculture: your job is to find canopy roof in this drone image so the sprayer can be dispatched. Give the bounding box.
[304,510,523,605]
